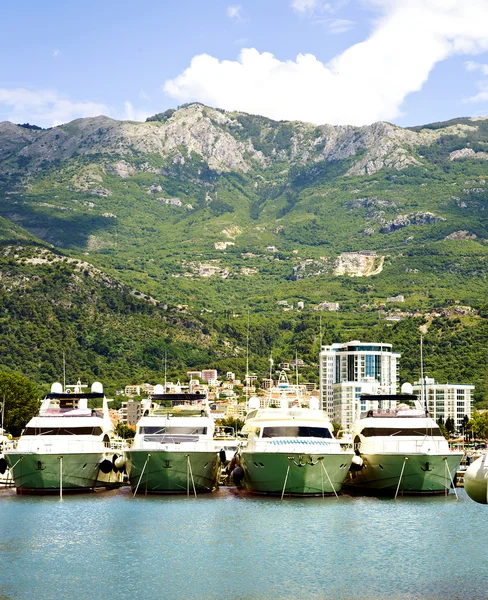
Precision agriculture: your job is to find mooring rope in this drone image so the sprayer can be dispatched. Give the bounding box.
[133,453,151,497]
[394,457,408,500]
[186,454,197,499]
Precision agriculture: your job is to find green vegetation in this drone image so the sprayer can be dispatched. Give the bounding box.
[0,372,40,436]
[1,109,488,411]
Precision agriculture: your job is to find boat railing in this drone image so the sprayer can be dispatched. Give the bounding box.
[133,438,217,451]
[13,438,113,454]
[368,439,451,454]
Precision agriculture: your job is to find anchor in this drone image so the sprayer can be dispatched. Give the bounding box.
[289,455,319,468]
[162,460,173,469]
[35,460,46,471]
[421,461,433,472]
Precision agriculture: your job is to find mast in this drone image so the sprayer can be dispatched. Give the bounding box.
[63,351,66,392]
[295,349,300,407]
[268,351,273,406]
[420,335,427,415]
[164,351,167,393]
[245,309,250,408]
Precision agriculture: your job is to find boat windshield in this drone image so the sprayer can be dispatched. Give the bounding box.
[22,427,104,436]
[361,427,443,437]
[139,426,207,435]
[262,426,332,439]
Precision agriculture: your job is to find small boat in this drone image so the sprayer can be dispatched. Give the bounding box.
[236,397,354,496]
[344,394,463,496]
[124,385,221,495]
[5,381,123,493]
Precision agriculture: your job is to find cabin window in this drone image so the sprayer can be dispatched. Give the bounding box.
[23,427,104,436]
[261,426,333,439]
[361,427,443,437]
[139,426,207,435]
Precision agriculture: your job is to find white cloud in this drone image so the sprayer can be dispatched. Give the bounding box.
[0,88,109,127]
[326,18,355,34]
[227,5,242,21]
[465,61,488,75]
[291,0,319,13]
[123,101,152,122]
[292,0,348,15]
[463,61,488,104]
[164,0,488,126]
[52,49,61,58]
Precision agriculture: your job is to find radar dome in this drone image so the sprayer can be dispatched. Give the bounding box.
[51,382,63,394]
[91,382,103,394]
[154,384,165,395]
[401,382,413,395]
[248,396,260,410]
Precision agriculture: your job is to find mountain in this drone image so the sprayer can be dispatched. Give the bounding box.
[0,105,488,403]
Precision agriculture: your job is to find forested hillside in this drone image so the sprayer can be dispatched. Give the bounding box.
[0,105,487,405]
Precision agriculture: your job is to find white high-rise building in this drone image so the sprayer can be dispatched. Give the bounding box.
[319,341,400,426]
[412,377,474,432]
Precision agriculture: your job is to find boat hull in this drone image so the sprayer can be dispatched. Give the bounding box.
[5,452,122,493]
[240,451,353,495]
[344,452,462,495]
[125,450,220,494]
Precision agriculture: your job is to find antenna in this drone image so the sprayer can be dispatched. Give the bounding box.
[1,395,5,433]
[245,309,250,406]
[295,349,300,407]
[63,351,66,391]
[164,351,167,393]
[420,335,427,415]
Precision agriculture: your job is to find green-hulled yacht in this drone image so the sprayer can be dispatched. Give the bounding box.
[124,385,220,494]
[237,398,354,496]
[5,381,122,493]
[344,395,463,495]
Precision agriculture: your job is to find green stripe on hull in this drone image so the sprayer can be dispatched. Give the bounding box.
[5,452,120,491]
[241,452,352,495]
[345,453,462,494]
[126,450,220,493]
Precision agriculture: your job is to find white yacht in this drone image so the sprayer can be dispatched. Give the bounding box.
[236,397,354,496]
[5,381,123,493]
[345,394,463,495]
[124,385,221,494]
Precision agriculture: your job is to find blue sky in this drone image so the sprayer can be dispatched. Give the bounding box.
[1,0,488,128]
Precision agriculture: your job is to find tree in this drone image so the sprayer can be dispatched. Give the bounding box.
[0,372,40,437]
[445,416,456,437]
[466,412,488,440]
[216,416,244,433]
[114,423,135,439]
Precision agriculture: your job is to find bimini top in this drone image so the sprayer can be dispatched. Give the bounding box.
[150,392,206,404]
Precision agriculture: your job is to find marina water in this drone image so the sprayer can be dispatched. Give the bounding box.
[1,486,487,600]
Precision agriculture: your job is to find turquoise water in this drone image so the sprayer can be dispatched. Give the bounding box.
[0,486,486,600]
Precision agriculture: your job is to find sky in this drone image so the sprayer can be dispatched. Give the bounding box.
[1,0,488,129]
